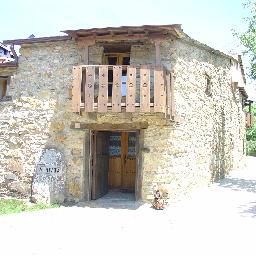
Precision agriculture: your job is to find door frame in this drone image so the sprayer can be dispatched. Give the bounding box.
[88,129,142,201]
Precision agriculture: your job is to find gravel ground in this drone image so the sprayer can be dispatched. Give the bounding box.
[0,157,255,256]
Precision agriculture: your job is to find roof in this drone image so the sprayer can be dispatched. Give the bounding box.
[3,35,71,45]
[63,24,183,40]
[3,25,183,45]
[0,24,247,89]
[238,55,246,84]
[238,86,248,99]
[182,33,238,63]
[2,24,239,62]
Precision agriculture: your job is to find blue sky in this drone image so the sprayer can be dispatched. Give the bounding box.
[2,0,254,97]
[1,0,248,54]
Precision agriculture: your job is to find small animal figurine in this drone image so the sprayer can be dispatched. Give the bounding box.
[152,185,169,210]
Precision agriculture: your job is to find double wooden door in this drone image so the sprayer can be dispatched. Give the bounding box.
[91,131,137,200]
[108,132,136,191]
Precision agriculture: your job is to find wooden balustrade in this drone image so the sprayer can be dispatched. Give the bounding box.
[72,65,174,119]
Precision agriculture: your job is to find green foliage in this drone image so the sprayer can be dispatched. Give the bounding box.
[0,199,59,215]
[246,104,256,155]
[238,1,256,79]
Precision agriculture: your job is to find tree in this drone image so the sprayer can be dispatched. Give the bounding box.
[239,1,256,79]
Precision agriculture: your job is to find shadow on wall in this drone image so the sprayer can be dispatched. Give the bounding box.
[210,107,226,182]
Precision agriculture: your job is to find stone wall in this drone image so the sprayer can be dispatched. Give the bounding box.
[151,37,246,199]
[0,37,246,203]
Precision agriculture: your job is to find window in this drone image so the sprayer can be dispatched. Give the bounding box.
[0,77,11,101]
[205,74,212,96]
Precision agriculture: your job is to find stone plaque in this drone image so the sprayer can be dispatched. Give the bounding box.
[31,148,65,204]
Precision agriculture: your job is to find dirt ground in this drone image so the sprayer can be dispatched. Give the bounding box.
[0,157,255,256]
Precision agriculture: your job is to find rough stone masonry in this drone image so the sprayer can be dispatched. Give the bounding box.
[0,26,247,204]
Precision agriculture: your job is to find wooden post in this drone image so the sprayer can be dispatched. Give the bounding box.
[77,39,95,64]
[170,71,176,119]
[72,66,82,113]
[154,40,161,66]
[165,70,171,117]
[82,44,89,64]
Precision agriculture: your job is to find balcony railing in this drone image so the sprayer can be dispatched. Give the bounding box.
[72,65,175,119]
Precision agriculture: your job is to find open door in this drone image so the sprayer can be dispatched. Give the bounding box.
[91,131,109,200]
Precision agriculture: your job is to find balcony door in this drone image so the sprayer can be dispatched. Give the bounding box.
[103,53,130,97]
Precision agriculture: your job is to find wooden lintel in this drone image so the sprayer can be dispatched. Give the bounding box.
[70,122,149,130]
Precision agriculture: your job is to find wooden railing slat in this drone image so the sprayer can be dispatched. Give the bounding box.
[72,66,82,113]
[112,66,122,112]
[98,66,108,112]
[154,67,166,113]
[140,66,150,112]
[84,66,95,112]
[126,66,136,112]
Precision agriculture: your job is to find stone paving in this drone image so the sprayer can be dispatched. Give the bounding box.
[0,157,255,256]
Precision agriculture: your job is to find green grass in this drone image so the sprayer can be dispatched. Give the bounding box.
[0,198,59,215]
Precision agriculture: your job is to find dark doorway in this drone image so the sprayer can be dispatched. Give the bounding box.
[90,131,137,200]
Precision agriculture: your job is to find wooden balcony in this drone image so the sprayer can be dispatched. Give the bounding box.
[72,65,175,119]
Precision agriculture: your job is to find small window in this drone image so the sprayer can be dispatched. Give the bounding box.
[205,74,212,96]
[0,77,11,101]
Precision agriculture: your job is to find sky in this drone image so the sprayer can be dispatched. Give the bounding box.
[1,0,248,52]
[1,0,254,96]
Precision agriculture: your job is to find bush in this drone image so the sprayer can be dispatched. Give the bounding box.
[246,104,256,155]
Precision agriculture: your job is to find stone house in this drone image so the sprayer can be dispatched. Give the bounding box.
[0,25,247,204]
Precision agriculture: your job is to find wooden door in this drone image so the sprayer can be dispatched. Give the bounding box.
[108,132,137,191]
[122,132,137,191]
[108,132,122,188]
[91,131,109,200]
